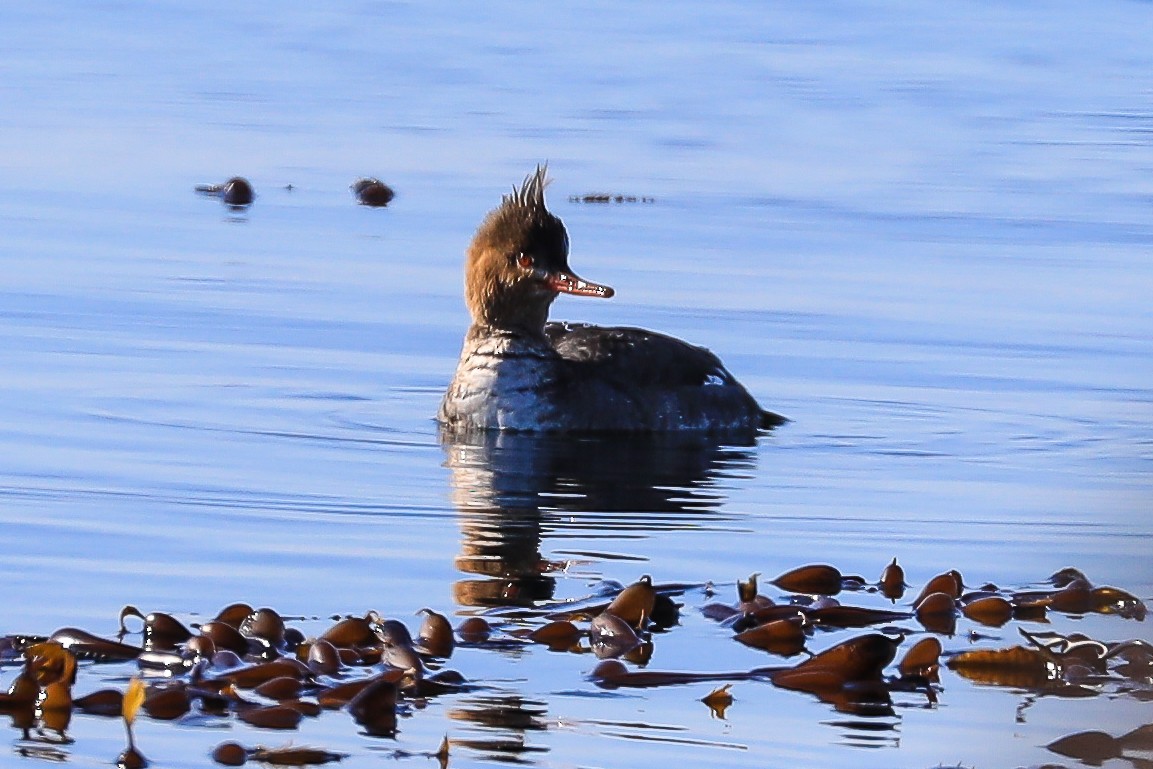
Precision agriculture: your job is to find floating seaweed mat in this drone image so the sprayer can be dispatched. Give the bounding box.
[945,646,1056,688]
[0,562,1148,768]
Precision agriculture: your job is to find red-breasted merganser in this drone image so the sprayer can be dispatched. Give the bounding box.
[438,166,785,433]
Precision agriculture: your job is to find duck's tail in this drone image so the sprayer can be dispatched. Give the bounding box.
[760,410,789,429]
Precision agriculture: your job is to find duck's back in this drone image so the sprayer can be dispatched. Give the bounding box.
[543,322,782,432]
[545,323,727,387]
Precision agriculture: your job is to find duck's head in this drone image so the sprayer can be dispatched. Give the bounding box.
[464,165,614,334]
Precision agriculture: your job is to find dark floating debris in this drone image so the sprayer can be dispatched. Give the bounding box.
[0,563,1146,766]
[195,177,255,209]
[351,177,395,207]
[568,193,654,204]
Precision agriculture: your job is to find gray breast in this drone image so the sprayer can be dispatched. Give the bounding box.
[439,332,562,431]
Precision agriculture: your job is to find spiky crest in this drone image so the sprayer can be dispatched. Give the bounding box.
[501,164,550,213]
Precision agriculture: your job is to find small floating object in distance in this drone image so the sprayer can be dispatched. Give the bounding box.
[195,177,255,209]
[568,193,654,204]
[352,177,395,207]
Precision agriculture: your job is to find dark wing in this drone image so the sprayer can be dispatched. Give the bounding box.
[544,322,736,389]
[543,322,786,430]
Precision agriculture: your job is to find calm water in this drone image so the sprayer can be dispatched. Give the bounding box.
[2,3,1151,768]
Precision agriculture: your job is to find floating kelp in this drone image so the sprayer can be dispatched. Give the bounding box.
[195,177,255,209]
[240,608,288,650]
[914,592,958,635]
[119,607,192,651]
[526,620,583,650]
[215,603,257,628]
[737,573,762,605]
[769,633,899,693]
[960,595,1014,627]
[0,564,1147,767]
[318,615,376,648]
[605,575,657,629]
[347,672,399,736]
[806,603,912,629]
[946,645,1056,688]
[701,573,773,621]
[879,558,906,600]
[734,616,808,656]
[589,611,646,659]
[589,659,764,689]
[415,609,455,657]
[141,685,192,720]
[0,602,481,762]
[49,627,142,661]
[351,177,395,207]
[198,621,250,657]
[212,740,348,766]
[898,637,942,681]
[770,564,845,596]
[943,624,1153,697]
[455,616,493,644]
[1012,571,1147,620]
[117,678,147,769]
[539,576,684,629]
[74,688,125,716]
[911,571,964,606]
[568,193,654,204]
[0,641,78,739]
[302,639,342,676]
[701,684,734,719]
[588,629,900,717]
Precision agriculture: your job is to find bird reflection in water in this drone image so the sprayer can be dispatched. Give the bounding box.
[440,428,761,608]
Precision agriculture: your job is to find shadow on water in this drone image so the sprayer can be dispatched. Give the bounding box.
[439,428,763,607]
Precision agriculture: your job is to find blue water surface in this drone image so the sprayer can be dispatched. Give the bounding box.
[1,3,1151,768]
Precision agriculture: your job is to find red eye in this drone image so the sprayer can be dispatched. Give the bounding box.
[517,253,534,269]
